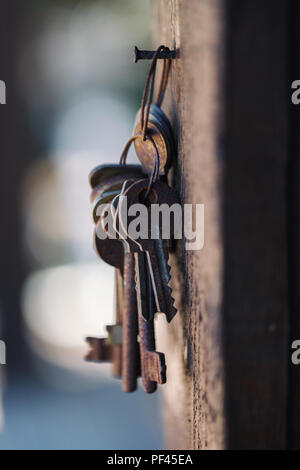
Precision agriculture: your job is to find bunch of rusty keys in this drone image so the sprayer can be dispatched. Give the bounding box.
[86,164,179,393]
[86,164,144,380]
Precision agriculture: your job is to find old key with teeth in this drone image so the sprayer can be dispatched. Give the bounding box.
[119,178,179,323]
[112,186,167,392]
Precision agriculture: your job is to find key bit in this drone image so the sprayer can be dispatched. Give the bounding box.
[138,261,166,392]
[140,347,166,384]
[138,316,166,387]
[85,337,113,363]
[85,335,123,378]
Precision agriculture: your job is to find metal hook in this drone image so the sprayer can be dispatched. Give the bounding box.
[134,46,176,63]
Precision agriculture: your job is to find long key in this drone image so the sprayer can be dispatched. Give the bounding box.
[122,251,139,392]
[113,186,166,390]
[119,178,179,322]
[102,194,140,393]
[92,213,124,376]
[112,188,152,322]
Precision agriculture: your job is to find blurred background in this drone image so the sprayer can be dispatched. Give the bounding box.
[0,0,164,450]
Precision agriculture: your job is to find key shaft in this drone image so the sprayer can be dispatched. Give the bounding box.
[122,252,139,393]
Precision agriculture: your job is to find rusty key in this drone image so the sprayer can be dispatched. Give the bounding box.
[138,256,166,393]
[112,182,153,322]
[120,178,179,323]
[122,251,139,392]
[106,193,140,393]
[113,187,166,392]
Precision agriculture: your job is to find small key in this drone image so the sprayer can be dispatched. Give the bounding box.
[119,178,179,322]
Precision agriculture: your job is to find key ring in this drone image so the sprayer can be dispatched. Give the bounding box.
[119,45,170,198]
[119,134,160,199]
[140,45,171,141]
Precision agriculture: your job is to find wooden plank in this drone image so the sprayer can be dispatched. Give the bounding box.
[154,0,289,449]
[154,0,226,450]
[288,0,300,450]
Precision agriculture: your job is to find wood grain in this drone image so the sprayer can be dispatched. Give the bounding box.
[153,0,289,449]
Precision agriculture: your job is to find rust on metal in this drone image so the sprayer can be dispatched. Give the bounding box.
[85,337,113,362]
[122,252,140,393]
[137,262,166,393]
[133,120,168,175]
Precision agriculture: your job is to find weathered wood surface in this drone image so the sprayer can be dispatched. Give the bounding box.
[154,0,289,449]
[288,0,300,450]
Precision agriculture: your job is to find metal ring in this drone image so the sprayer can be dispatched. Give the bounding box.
[119,135,139,165]
[119,133,160,200]
[155,48,171,108]
[140,45,170,141]
[143,134,160,199]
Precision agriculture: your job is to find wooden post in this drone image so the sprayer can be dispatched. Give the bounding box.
[153,0,289,449]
